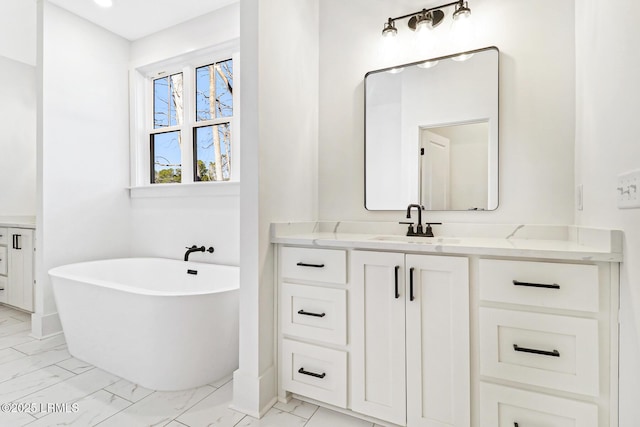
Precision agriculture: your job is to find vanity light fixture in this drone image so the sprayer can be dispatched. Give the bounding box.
[382,0,471,37]
[382,18,398,37]
[452,1,471,20]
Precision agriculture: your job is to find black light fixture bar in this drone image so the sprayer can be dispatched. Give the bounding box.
[388,0,462,23]
[382,0,470,36]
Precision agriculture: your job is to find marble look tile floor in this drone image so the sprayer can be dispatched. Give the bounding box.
[0,305,384,427]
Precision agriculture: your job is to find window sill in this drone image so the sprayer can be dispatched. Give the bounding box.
[129,182,240,199]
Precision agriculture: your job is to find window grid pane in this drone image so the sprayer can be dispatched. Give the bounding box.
[193,124,231,182]
[151,131,182,184]
[153,73,183,129]
[196,59,233,122]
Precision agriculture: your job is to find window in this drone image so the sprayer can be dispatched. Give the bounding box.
[194,59,233,182]
[132,43,239,192]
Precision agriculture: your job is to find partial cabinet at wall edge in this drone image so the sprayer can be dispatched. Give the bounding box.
[0,227,34,312]
[350,250,470,427]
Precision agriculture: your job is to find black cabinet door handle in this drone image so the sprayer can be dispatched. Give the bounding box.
[514,423,519,427]
[409,267,415,301]
[513,344,560,357]
[298,367,326,379]
[513,280,560,290]
[394,266,400,299]
[297,310,326,318]
[12,235,22,250]
[296,262,325,268]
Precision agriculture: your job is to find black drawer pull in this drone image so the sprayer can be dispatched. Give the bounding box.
[296,262,325,268]
[409,267,415,301]
[298,367,326,379]
[394,266,400,299]
[297,310,326,318]
[513,280,560,290]
[514,423,519,427]
[513,344,560,357]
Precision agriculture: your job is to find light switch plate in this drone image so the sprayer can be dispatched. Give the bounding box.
[617,169,640,209]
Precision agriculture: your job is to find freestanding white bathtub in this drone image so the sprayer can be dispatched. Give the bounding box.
[49,258,239,391]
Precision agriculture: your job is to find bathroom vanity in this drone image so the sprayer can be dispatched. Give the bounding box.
[0,218,35,313]
[273,222,621,427]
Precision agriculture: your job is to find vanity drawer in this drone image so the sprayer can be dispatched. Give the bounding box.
[280,247,347,284]
[480,308,599,396]
[0,276,6,303]
[479,259,599,312]
[0,228,7,246]
[480,383,598,427]
[282,339,347,408]
[0,246,6,275]
[281,283,347,345]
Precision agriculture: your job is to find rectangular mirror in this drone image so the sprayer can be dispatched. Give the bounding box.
[365,46,499,211]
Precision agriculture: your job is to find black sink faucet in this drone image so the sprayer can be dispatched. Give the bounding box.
[402,204,442,237]
[184,245,214,261]
[406,204,424,235]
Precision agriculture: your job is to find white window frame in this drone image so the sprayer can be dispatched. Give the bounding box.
[129,39,240,198]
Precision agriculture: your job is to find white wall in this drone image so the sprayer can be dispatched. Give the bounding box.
[319,0,575,223]
[0,0,36,66]
[575,0,640,423]
[234,0,319,416]
[35,1,131,336]
[0,56,36,216]
[128,3,241,264]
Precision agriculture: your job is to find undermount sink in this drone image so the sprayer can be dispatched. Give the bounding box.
[371,235,462,245]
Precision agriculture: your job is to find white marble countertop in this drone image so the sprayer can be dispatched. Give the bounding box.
[271,222,623,262]
[0,216,36,229]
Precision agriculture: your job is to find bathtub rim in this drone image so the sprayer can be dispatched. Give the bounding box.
[48,257,239,297]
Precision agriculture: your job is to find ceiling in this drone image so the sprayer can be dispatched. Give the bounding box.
[48,0,238,41]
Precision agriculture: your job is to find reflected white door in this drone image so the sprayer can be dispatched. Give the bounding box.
[420,130,450,210]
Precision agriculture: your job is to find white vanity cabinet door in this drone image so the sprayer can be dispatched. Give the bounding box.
[350,250,406,426]
[351,251,470,427]
[480,383,598,427]
[7,228,34,312]
[0,228,7,246]
[405,255,470,427]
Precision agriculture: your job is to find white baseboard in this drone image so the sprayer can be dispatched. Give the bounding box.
[30,312,62,339]
[230,365,277,418]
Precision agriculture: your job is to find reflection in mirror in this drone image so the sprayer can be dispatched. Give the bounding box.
[420,122,488,210]
[365,47,499,211]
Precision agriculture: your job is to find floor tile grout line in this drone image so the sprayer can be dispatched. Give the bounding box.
[53,362,86,376]
[25,388,133,427]
[232,414,247,426]
[170,385,219,423]
[88,389,138,427]
[302,405,320,426]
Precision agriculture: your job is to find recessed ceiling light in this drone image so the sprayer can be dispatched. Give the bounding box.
[94,0,113,8]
